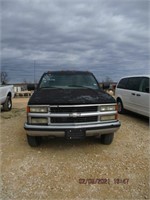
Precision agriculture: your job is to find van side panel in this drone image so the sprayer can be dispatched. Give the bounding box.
[116,76,150,117]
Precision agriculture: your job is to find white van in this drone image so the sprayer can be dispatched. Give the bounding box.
[115,75,150,117]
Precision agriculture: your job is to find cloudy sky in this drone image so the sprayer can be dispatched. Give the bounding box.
[1,0,149,83]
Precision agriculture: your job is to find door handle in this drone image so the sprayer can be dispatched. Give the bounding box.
[131,93,135,95]
[136,94,141,97]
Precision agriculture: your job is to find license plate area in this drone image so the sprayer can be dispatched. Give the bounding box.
[65,129,85,140]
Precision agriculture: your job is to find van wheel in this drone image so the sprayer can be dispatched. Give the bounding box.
[27,135,42,147]
[117,99,125,114]
[100,133,114,145]
[3,96,12,111]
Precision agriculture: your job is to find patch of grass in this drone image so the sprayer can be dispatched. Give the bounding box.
[1,108,25,119]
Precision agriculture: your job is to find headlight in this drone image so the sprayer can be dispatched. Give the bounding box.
[101,115,116,121]
[31,118,48,124]
[100,105,116,112]
[29,107,48,113]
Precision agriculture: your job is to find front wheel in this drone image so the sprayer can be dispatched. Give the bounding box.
[100,133,114,145]
[27,135,42,147]
[117,99,125,114]
[3,96,12,111]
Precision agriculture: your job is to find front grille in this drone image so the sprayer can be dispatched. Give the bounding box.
[51,106,98,113]
[28,104,117,125]
[51,116,98,123]
[28,105,99,125]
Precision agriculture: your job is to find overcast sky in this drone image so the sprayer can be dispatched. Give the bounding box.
[1,0,149,83]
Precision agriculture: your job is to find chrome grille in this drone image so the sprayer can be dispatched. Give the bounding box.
[50,106,98,113]
[50,105,98,124]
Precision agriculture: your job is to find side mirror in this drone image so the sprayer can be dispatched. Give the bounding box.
[145,87,149,93]
[102,83,110,90]
[27,84,36,91]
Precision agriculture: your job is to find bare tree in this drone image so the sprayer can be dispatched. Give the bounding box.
[23,78,26,83]
[1,71,9,84]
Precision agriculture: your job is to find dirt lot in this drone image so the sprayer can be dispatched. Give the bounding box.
[0,98,149,200]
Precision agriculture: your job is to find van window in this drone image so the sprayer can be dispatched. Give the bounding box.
[117,78,128,89]
[126,77,142,91]
[139,77,149,93]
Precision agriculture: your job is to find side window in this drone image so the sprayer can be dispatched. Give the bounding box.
[126,77,142,91]
[39,74,51,88]
[117,78,128,89]
[139,77,149,93]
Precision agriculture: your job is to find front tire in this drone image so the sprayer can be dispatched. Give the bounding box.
[27,135,42,147]
[3,96,12,111]
[117,99,125,114]
[100,133,114,145]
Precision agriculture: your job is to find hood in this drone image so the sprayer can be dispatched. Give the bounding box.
[28,88,116,105]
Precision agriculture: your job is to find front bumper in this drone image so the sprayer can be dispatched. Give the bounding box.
[24,121,121,137]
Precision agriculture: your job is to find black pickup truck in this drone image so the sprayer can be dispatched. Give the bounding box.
[24,71,121,147]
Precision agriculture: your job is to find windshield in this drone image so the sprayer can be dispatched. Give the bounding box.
[39,73,99,90]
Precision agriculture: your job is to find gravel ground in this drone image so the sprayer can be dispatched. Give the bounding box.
[0,98,149,200]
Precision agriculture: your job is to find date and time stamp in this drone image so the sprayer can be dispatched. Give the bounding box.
[79,178,129,185]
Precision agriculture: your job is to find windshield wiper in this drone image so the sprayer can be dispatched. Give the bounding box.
[40,86,58,89]
[68,85,83,88]
[68,85,96,90]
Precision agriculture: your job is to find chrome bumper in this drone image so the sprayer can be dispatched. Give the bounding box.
[24,121,121,137]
